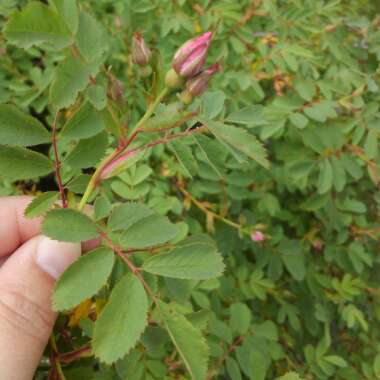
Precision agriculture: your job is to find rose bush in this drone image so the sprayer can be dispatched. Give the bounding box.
[0,1,380,380]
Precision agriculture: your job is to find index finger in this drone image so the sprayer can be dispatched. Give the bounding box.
[0,196,42,257]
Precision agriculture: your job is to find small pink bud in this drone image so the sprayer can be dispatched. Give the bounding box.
[132,32,152,66]
[186,63,220,96]
[251,231,265,242]
[172,31,212,78]
[100,150,139,180]
[313,240,323,252]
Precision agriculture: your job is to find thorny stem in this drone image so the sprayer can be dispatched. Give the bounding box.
[78,87,170,211]
[52,112,67,208]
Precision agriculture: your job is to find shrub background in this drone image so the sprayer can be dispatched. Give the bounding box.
[1,0,380,379]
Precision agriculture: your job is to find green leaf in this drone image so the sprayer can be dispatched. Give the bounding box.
[373,353,380,378]
[279,240,306,281]
[93,274,148,364]
[229,302,251,335]
[3,1,72,50]
[160,302,209,380]
[0,146,53,180]
[65,131,108,169]
[108,203,154,231]
[169,139,198,178]
[226,357,242,380]
[193,134,225,178]
[49,56,92,110]
[53,247,115,311]
[276,372,304,380]
[289,113,309,129]
[294,79,316,102]
[142,235,225,280]
[0,104,50,146]
[324,355,347,368]
[206,121,269,168]
[120,214,179,249]
[76,11,107,62]
[50,0,79,34]
[201,91,225,119]
[304,101,337,123]
[60,101,105,140]
[226,105,267,127]
[87,84,107,110]
[318,159,333,194]
[42,208,99,242]
[94,194,112,220]
[24,192,59,219]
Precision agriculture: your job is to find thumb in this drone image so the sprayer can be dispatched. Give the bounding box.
[0,235,81,380]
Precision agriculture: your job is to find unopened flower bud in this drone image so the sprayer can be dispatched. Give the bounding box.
[100,150,139,180]
[251,231,265,242]
[186,63,220,96]
[312,240,323,252]
[172,31,212,78]
[132,32,152,66]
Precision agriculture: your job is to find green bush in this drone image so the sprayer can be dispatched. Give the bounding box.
[1,1,380,379]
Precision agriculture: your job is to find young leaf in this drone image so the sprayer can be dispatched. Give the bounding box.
[120,214,179,249]
[53,247,114,311]
[65,131,108,169]
[206,121,269,168]
[60,101,105,140]
[0,104,50,146]
[93,274,148,364]
[160,302,209,380]
[42,208,99,242]
[3,1,72,50]
[142,235,225,280]
[0,146,53,180]
[24,191,59,219]
[49,56,93,110]
[108,203,154,231]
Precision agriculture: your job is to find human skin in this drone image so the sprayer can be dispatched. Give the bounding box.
[0,196,86,380]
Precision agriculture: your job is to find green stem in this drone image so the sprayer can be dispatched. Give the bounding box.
[129,87,169,135]
[77,87,169,211]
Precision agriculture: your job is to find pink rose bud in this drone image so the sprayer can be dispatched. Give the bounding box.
[251,231,265,242]
[100,150,139,180]
[313,240,323,252]
[186,63,220,96]
[132,32,152,66]
[172,31,213,78]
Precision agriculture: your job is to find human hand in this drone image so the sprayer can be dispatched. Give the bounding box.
[0,196,82,380]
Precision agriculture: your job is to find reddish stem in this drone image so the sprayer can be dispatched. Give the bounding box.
[52,112,67,208]
[98,230,160,304]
